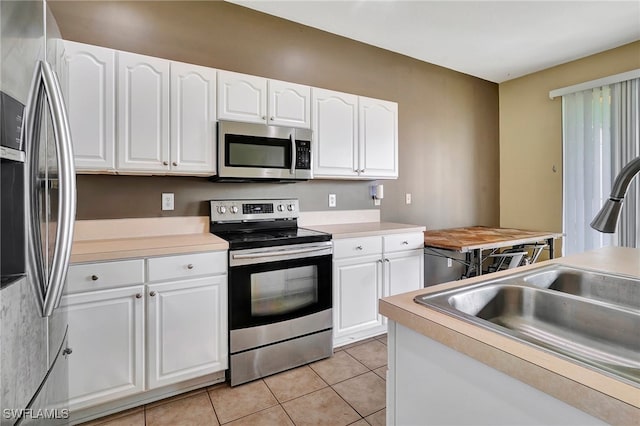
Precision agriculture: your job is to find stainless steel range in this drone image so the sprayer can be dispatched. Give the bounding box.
[209,199,333,386]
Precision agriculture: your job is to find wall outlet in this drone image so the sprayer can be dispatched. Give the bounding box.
[447,258,453,268]
[328,193,337,208]
[162,193,174,211]
[405,193,412,204]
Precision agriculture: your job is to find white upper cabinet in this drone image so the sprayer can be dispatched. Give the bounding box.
[169,61,217,175]
[217,72,311,129]
[59,41,116,171]
[359,96,398,178]
[312,88,359,178]
[217,70,267,124]
[268,79,311,128]
[117,51,170,172]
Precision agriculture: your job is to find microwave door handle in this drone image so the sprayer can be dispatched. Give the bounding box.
[290,133,296,175]
[24,62,47,315]
[40,61,77,317]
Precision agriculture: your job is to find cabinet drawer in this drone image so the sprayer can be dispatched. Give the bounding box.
[147,251,227,282]
[333,236,382,259]
[383,233,424,253]
[66,259,145,294]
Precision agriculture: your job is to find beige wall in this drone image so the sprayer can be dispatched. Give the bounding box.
[499,42,640,243]
[49,1,500,225]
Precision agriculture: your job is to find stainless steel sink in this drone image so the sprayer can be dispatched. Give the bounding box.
[414,265,640,386]
[522,266,640,310]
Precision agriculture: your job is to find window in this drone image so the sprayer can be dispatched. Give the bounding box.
[562,78,639,255]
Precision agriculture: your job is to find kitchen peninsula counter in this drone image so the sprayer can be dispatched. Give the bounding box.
[380,246,640,424]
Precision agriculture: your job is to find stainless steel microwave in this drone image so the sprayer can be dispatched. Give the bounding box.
[216,121,312,181]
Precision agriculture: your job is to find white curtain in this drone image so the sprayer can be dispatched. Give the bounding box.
[563,78,640,255]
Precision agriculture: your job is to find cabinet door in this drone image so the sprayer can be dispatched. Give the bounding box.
[117,51,170,172]
[359,96,398,178]
[333,255,384,346]
[312,88,359,178]
[268,79,311,128]
[217,70,267,124]
[59,41,116,171]
[385,249,424,297]
[170,61,217,174]
[147,275,228,389]
[60,285,145,411]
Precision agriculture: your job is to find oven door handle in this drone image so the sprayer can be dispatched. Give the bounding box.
[232,246,330,261]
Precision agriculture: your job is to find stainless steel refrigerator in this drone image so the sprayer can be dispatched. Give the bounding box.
[1,1,76,424]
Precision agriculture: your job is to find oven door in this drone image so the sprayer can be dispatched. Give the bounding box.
[228,242,332,332]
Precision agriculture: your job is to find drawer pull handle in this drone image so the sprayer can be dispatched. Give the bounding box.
[149,291,157,297]
[172,161,178,166]
[355,246,363,250]
[135,293,142,299]
[402,241,409,245]
[91,275,99,281]
[62,348,72,356]
[187,264,194,270]
[163,161,169,166]
[385,258,390,263]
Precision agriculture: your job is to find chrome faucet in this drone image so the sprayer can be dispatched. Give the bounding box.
[591,156,640,233]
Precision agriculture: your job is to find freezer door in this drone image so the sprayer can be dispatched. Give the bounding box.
[24,60,76,318]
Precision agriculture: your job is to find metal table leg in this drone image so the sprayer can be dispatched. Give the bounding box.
[547,237,555,259]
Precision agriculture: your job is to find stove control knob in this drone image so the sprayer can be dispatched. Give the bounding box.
[217,206,227,214]
[230,206,239,214]
[277,204,285,212]
[287,204,295,212]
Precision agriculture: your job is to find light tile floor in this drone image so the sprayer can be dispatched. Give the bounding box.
[82,334,387,426]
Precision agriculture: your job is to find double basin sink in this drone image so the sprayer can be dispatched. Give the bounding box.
[414,265,640,386]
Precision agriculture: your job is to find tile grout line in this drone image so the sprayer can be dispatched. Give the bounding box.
[204,388,222,426]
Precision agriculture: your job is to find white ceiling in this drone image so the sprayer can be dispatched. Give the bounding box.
[228,0,640,83]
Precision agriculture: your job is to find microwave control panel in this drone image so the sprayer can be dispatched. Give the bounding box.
[295,140,311,170]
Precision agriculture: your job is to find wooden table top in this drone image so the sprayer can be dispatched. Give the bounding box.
[423,226,563,252]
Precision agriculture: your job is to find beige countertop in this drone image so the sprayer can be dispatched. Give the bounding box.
[71,217,425,263]
[306,221,426,238]
[70,217,228,263]
[71,233,228,263]
[380,246,640,424]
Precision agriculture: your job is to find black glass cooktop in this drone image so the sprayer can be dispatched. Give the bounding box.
[213,227,331,250]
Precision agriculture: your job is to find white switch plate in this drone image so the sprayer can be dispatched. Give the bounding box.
[328,194,337,208]
[405,193,412,204]
[162,193,174,211]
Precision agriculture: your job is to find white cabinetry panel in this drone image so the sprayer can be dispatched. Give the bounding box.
[61,285,145,411]
[217,70,267,124]
[333,256,384,343]
[268,79,311,128]
[146,275,228,389]
[59,41,116,171]
[312,88,359,178]
[169,61,217,174]
[117,51,170,172]
[359,97,398,178]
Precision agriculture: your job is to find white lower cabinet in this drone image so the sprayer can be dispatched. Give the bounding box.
[146,275,227,389]
[61,285,145,411]
[333,255,384,344]
[64,252,227,412]
[332,232,424,347]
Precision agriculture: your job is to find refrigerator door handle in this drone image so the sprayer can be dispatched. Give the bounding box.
[25,61,76,318]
